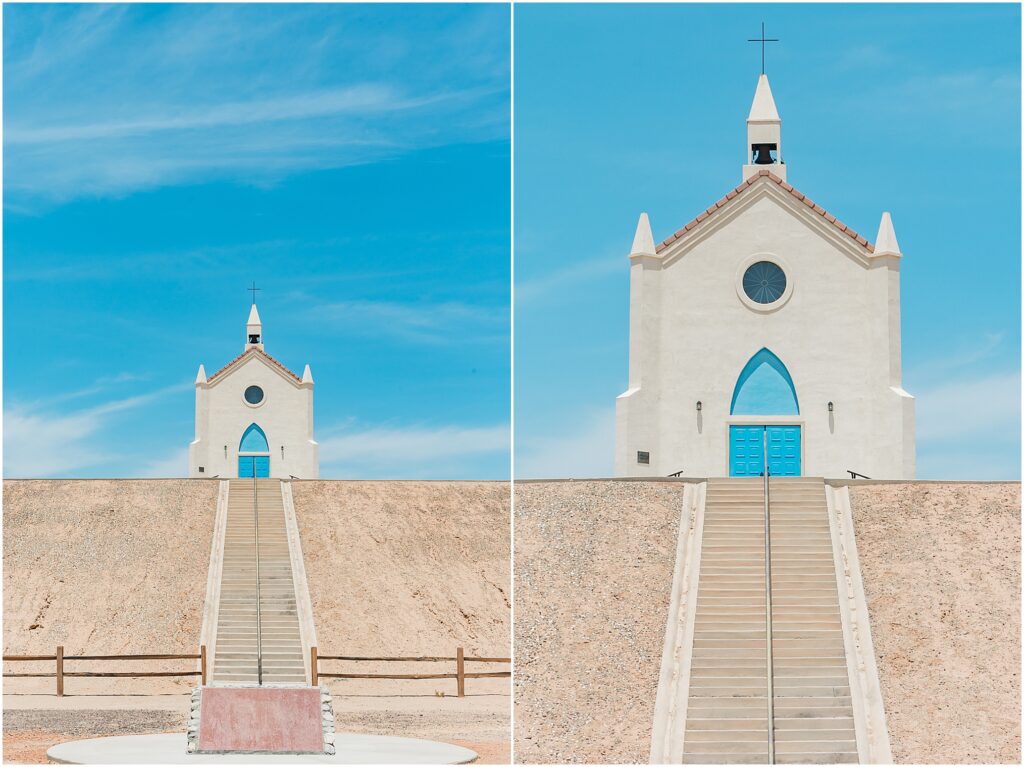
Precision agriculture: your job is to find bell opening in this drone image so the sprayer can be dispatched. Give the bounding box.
[751,143,777,165]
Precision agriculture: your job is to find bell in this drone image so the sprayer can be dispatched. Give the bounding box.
[752,143,776,165]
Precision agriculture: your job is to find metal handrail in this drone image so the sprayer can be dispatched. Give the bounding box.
[667,469,685,478]
[847,470,871,479]
[253,475,263,686]
[763,429,775,764]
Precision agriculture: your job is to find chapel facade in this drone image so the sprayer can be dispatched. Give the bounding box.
[189,304,319,479]
[614,74,915,479]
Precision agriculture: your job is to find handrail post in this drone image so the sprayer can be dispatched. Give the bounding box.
[56,645,64,698]
[200,645,207,686]
[456,646,465,697]
[763,428,775,764]
[310,646,318,687]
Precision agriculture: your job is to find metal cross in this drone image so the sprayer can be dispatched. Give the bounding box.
[747,22,779,75]
[248,281,261,305]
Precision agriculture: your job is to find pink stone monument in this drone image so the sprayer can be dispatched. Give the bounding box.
[196,687,324,754]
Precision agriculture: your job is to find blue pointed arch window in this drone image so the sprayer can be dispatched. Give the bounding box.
[239,423,269,453]
[730,348,799,415]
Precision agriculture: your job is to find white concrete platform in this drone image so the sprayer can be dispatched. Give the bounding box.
[47,733,478,764]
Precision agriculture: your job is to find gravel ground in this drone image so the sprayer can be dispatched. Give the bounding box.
[3,480,218,695]
[850,482,1020,764]
[3,709,187,763]
[513,480,685,764]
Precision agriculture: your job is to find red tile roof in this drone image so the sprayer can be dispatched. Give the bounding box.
[207,347,302,384]
[655,169,874,254]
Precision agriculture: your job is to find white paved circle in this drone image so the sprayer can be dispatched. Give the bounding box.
[47,732,477,764]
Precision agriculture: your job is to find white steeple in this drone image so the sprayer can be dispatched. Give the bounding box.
[630,212,656,256]
[246,304,263,350]
[873,212,902,257]
[743,74,786,182]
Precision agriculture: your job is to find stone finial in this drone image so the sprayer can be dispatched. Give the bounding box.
[631,213,656,256]
[873,212,902,257]
[195,364,207,385]
[302,364,314,385]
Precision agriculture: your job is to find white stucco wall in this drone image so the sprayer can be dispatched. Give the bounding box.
[189,353,318,479]
[615,178,915,480]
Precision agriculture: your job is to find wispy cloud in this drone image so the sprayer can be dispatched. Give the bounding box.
[302,299,508,345]
[4,382,192,478]
[4,4,510,203]
[915,370,1020,479]
[516,255,624,305]
[515,408,615,479]
[318,422,509,479]
[135,448,189,478]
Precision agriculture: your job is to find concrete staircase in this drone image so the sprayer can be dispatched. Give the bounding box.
[681,477,857,764]
[211,479,307,685]
[770,478,857,764]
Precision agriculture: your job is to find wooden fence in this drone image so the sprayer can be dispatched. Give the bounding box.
[3,646,206,697]
[311,646,510,697]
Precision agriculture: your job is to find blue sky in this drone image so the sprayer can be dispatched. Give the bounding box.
[4,4,510,479]
[515,3,1021,479]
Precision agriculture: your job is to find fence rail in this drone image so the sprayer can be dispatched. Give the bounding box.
[3,646,206,696]
[310,646,510,697]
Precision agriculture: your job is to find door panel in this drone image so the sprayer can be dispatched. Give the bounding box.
[729,425,765,477]
[766,425,801,476]
[730,425,801,477]
[238,455,270,478]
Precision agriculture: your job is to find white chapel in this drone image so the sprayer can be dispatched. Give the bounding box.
[614,74,915,479]
[189,304,319,479]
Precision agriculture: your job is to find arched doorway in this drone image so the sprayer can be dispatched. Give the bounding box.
[238,423,270,478]
[729,348,801,476]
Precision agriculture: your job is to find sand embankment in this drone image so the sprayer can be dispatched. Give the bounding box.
[3,480,218,657]
[513,480,684,763]
[850,482,1020,764]
[292,480,510,656]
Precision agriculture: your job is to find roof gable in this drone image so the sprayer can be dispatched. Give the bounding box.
[206,347,303,387]
[655,170,874,260]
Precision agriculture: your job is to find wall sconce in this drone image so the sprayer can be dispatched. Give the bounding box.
[696,401,702,412]
[828,401,834,413]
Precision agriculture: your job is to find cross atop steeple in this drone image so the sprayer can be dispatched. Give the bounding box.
[747,22,779,76]
[248,281,261,306]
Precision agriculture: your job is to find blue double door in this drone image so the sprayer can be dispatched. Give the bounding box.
[729,425,801,477]
[238,455,270,478]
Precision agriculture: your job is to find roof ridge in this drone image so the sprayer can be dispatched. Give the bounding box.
[655,170,874,254]
[206,347,302,384]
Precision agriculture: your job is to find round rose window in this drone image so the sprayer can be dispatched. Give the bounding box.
[742,261,787,304]
[244,385,264,405]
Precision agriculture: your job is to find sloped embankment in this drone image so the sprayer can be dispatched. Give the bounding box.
[292,480,510,656]
[513,480,685,764]
[3,480,218,662]
[849,482,1020,764]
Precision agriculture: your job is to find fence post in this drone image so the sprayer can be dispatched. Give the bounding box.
[456,646,465,698]
[310,646,318,687]
[56,646,64,698]
[200,645,207,686]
